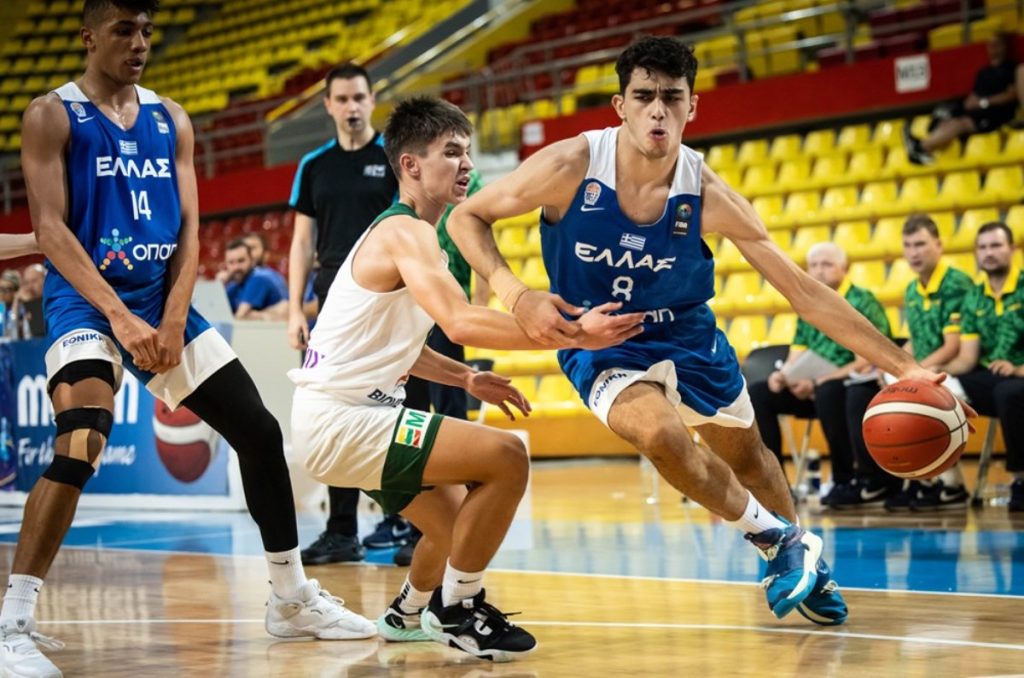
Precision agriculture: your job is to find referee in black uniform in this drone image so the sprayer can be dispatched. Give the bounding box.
[286,63,412,565]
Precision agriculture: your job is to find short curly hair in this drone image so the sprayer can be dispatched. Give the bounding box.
[616,36,698,93]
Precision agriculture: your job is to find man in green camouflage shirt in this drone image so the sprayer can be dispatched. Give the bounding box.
[944,221,1024,511]
[887,214,975,511]
[750,242,897,509]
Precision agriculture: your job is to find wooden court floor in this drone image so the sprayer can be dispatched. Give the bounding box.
[2,459,1023,677]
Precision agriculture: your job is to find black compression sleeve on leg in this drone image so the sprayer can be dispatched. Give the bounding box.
[181,359,298,552]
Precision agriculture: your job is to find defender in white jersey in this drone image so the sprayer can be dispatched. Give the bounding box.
[290,97,641,662]
[450,37,959,626]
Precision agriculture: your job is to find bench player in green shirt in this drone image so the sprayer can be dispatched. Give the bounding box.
[944,221,1024,512]
[886,214,975,511]
[749,242,898,509]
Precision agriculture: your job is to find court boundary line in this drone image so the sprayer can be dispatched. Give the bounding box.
[38,617,1024,652]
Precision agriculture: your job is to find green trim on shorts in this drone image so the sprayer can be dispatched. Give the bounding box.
[365,407,443,514]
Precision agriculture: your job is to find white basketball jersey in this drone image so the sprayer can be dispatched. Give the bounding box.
[288,224,435,406]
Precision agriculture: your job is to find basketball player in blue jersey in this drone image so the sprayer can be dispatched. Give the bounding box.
[450,36,957,626]
[2,2,374,675]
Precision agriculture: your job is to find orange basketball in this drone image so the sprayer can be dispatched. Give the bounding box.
[862,379,969,480]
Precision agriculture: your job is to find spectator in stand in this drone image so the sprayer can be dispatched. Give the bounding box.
[224,238,288,320]
[886,214,974,511]
[0,270,20,338]
[904,33,1018,164]
[942,222,1024,511]
[243,231,288,298]
[18,264,46,339]
[748,242,898,509]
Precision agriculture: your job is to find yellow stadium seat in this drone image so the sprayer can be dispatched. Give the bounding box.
[706,144,737,169]
[717,167,744,188]
[749,282,790,314]
[844,180,899,220]
[847,148,884,182]
[836,124,871,153]
[882,146,932,179]
[498,227,527,258]
[969,16,1002,42]
[807,153,849,190]
[833,221,872,256]
[931,137,962,167]
[948,208,1001,253]
[861,217,905,259]
[776,158,812,191]
[769,229,792,251]
[752,195,784,224]
[522,227,542,257]
[509,376,538,402]
[947,252,977,277]
[895,175,941,213]
[765,312,797,345]
[741,162,778,196]
[910,115,931,140]
[790,225,831,264]
[886,306,903,336]
[773,190,821,229]
[536,374,576,403]
[1007,205,1024,243]
[958,132,1002,170]
[803,129,835,157]
[982,166,1024,203]
[938,170,986,210]
[1005,130,1024,161]
[878,258,916,304]
[872,119,905,148]
[715,238,751,272]
[769,134,803,163]
[848,261,886,289]
[727,315,769,358]
[521,257,550,289]
[721,272,763,310]
[737,139,769,166]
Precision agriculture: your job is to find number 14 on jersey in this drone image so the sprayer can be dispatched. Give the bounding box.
[131,189,152,221]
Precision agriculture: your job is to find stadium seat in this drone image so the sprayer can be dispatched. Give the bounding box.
[878,258,916,304]
[937,170,986,210]
[861,217,905,259]
[947,252,977,277]
[816,186,859,222]
[773,190,821,228]
[521,257,550,289]
[807,153,848,190]
[931,212,956,241]
[741,162,778,196]
[802,129,835,157]
[883,146,933,179]
[845,180,899,220]
[726,315,769,358]
[789,225,831,264]
[928,23,963,51]
[768,134,803,163]
[749,281,790,314]
[715,238,752,272]
[981,166,1024,204]
[764,313,797,345]
[836,124,871,153]
[751,195,784,226]
[848,261,886,289]
[832,221,872,257]
[1007,205,1024,243]
[846,148,884,182]
[957,132,1002,170]
[776,158,812,191]
[737,139,769,166]
[872,119,905,148]
[1005,130,1024,162]
[498,226,528,258]
[721,271,763,309]
[706,143,737,169]
[895,175,941,213]
[948,208,1000,252]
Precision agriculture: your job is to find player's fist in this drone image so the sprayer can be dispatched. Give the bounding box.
[512,290,582,347]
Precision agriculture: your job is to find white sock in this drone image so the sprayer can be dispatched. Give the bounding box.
[727,492,788,535]
[939,464,966,488]
[265,548,306,599]
[396,576,433,615]
[442,561,484,607]
[0,575,43,623]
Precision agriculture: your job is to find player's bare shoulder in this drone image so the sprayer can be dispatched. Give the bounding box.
[21,93,70,148]
[159,96,194,134]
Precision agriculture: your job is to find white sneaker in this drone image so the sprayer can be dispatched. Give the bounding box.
[265,579,377,640]
[0,618,63,678]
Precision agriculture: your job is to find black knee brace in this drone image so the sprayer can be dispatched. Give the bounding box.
[42,456,95,490]
[48,360,116,396]
[55,407,114,439]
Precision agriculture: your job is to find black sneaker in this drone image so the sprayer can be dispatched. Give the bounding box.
[822,482,855,508]
[910,480,968,511]
[885,480,925,512]
[827,480,893,510]
[420,588,537,662]
[363,515,413,549]
[300,532,365,565]
[1009,479,1024,512]
[393,526,421,567]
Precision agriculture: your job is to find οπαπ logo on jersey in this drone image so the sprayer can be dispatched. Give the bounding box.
[583,181,602,206]
[672,203,692,237]
[99,228,135,272]
[152,110,169,134]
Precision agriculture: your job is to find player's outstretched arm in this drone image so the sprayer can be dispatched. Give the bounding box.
[447,138,589,346]
[701,166,929,382]
[154,98,201,372]
[385,216,642,351]
[22,95,161,369]
[0,233,40,260]
[409,345,530,420]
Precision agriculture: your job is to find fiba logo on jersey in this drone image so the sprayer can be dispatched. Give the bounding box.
[152,110,169,134]
[583,181,601,206]
[673,203,692,237]
[70,102,89,121]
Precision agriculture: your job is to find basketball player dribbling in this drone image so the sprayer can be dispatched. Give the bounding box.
[289,96,642,662]
[2,3,376,676]
[449,36,961,625]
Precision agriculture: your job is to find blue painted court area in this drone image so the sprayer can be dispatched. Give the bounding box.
[0,506,1021,597]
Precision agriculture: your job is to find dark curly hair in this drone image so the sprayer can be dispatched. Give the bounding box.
[615,36,698,93]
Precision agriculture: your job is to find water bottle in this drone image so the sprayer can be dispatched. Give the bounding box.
[806,449,822,510]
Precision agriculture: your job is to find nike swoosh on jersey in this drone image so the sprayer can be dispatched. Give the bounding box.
[77,116,95,123]
[580,205,605,212]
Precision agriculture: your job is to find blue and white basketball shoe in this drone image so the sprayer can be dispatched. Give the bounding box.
[795,557,849,626]
[745,525,823,619]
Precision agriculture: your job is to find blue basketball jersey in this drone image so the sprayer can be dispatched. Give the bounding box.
[45,82,180,311]
[540,126,713,319]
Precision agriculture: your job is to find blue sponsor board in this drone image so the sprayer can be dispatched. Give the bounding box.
[3,333,231,496]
